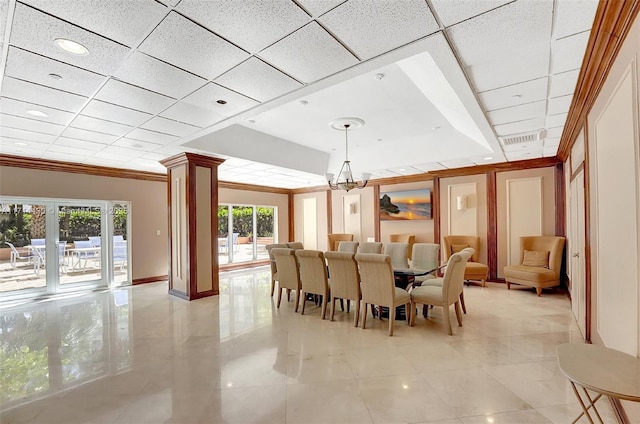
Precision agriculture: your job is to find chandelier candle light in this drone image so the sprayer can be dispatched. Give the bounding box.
[326,118,371,192]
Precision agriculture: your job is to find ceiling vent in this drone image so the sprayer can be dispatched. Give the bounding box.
[499,129,546,146]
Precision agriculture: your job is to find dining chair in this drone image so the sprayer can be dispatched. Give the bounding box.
[337,241,359,253]
[295,249,330,319]
[113,241,127,271]
[4,241,35,269]
[354,253,411,336]
[420,247,474,314]
[73,239,99,271]
[88,236,101,247]
[357,242,383,254]
[325,251,361,326]
[409,248,472,335]
[33,241,68,275]
[389,234,416,258]
[383,242,410,269]
[286,241,304,250]
[272,248,302,311]
[410,243,440,283]
[327,233,354,251]
[266,243,288,296]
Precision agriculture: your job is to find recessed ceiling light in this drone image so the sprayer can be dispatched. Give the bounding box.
[399,168,406,171]
[14,142,28,146]
[432,126,441,130]
[26,110,48,117]
[248,119,256,124]
[375,73,385,80]
[132,143,144,149]
[377,138,382,142]
[299,100,308,106]
[484,156,493,160]
[54,38,89,55]
[48,73,63,80]
[513,94,523,98]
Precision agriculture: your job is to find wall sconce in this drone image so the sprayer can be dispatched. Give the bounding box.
[456,195,468,211]
[349,203,357,214]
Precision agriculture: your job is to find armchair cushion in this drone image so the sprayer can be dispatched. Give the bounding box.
[451,244,469,254]
[504,265,557,284]
[522,250,549,268]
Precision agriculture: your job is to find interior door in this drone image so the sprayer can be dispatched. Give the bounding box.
[569,169,586,337]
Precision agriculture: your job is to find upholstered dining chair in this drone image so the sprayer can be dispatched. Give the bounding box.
[420,247,474,314]
[337,241,359,253]
[355,253,411,336]
[266,243,288,296]
[325,251,362,326]
[272,248,302,311]
[357,242,383,254]
[295,250,330,319]
[443,235,488,287]
[409,248,472,335]
[286,241,304,250]
[389,233,416,259]
[327,233,354,251]
[383,242,410,269]
[410,243,440,284]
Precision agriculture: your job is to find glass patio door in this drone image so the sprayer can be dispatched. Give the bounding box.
[217,204,276,265]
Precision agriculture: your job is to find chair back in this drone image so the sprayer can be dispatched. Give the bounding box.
[337,241,359,253]
[519,236,566,276]
[355,253,395,307]
[325,251,361,302]
[286,242,304,250]
[74,240,92,249]
[389,234,416,257]
[272,248,301,291]
[114,235,125,243]
[31,238,45,246]
[4,241,20,255]
[383,242,409,269]
[443,235,480,262]
[88,236,101,247]
[327,233,354,251]
[411,243,440,271]
[114,241,127,260]
[266,243,288,274]
[442,248,473,304]
[357,242,383,254]
[295,250,329,296]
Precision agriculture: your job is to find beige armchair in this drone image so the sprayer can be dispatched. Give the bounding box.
[504,236,566,296]
[327,234,354,251]
[389,233,415,258]
[443,235,488,287]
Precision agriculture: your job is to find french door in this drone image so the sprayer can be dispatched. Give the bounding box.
[217,204,276,265]
[0,196,131,301]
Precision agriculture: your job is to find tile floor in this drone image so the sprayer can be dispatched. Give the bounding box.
[0,266,618,423]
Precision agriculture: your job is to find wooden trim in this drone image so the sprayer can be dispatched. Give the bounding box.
[584,116,593,343]
[486,171,498,280]
[211,165,220,295]
[165,168,174,292]
[430,157,561,178]
[373,184,380,242]
[0,153,166,182]
[220,259,269,272]
[610,398,630,424]
[133,275,168,285]
[570,162,586,182]
[557,0,640,160]
[326,190,333,235]
[432,177,440,246]
[555,163,566,237]
[288,192,294,242]
[160,152,225,169]
[219,180,290,194]
[187,162,197,299]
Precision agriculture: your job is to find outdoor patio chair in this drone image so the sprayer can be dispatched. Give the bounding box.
[5,241,35,269]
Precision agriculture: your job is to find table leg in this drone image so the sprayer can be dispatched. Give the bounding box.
[569,381,598,424]
[581,388,604,424]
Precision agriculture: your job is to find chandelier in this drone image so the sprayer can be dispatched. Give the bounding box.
[325,118,371,192]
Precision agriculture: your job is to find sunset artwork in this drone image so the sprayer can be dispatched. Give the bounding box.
[379,189,432,220]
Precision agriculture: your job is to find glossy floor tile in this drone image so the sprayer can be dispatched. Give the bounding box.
[0,268,618,423]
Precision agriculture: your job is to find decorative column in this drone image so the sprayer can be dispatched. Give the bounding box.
[160,153,224,300]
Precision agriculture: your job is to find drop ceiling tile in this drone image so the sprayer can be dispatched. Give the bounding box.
[215,58,302,103]
[61,127,118,144]
[139,11,249,80]
[91,145,145,159]
[553,0,598,39]
[412,162,447,172]
[0,136,50,153]
[94,79,175,115]
[259,22,358,83]
[468,47,550,92]
[54,137,106,151]
[549,69,580,98]
[0,144,46,157]
[114,138,162,151]
[140,116,201,137]
[487,101,546,126]
[83,156,128,166]
[41,151,89,162]
[47,144,95,157]
[545,127,563,139]
[543,146,558,157]
[501,138,543,152]
[0,0,8,43]
[552,31,591,74]
[296,0,344,17]
[319,0,438,60]
[544,137,561,147]
[430,0,511,27]
[124,157,167,172]
[81,100,153,127]
[176,0,309,53]
[113,51,207,99]
[160,101,226,128]
[5,47,107,97]
[545,113,567,129]
[1,77,88,113]
[0,98,76,126]
[125,128,178,145]
[548,95,572,115]
[69,115,134,137]
[493,117,545,136]
[0,113,65,136]
[370,169,402,178]
[10,3,131,75]
[505,149,542,161]
[479,77,548,111]
[0,127,57,143]
[437,158,476,169]
[142,152,171,161]
[22,0,168,47]
[182,83,259,117]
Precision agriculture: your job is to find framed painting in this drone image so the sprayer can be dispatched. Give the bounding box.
[379,189,432,220]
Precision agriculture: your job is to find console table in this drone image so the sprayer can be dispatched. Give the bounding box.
[557,343,640,424]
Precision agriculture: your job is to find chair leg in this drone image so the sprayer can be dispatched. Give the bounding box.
[362,303,368,329]
[340,298,344,311]
[277,288,283,308]
[270,279,276,297]
[320,295,328,320]
[300,292,307,315]
[481,279,486,288]
[454,302,463,327]
[287,289,291,301]
[410,301,416,326]
[423,304,429,318]
[346,300,350,313]
[459,291,467,314]
[405,303,411,325]
[294,289,300,312]
[388,307,395,336]
[506,281,511,290]
[444,305,453,336]
[330,297,337,321]
[354,299,360,327]
[536,287,542,296]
